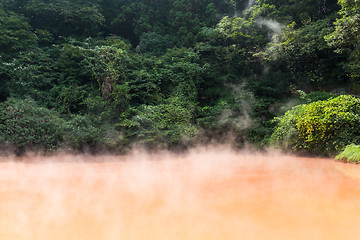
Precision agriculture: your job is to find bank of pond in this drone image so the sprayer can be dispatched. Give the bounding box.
[1,95,360,163]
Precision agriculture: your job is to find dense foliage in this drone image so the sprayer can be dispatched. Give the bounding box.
[0,0,359,155]
[336,144,360,163]
[271,95,360,155]
[0,98,65,150]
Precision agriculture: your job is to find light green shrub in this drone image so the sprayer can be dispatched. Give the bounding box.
[336,144,360,163]
[271,95,360,155]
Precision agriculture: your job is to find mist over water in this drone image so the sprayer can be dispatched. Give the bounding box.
[1,147,360,240]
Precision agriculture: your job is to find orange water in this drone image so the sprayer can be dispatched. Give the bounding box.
[1,148,360,240]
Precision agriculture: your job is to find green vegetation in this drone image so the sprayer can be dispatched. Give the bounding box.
[0,0,360,157]
[336,144,360,164]
[0,98,65,151]
[271,95,360,155]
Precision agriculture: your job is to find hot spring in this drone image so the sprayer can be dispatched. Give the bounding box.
[1,147,360,240]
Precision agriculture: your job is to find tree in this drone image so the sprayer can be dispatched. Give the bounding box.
[5,0,105,37]
[136,32,173,56]
[0,7,37,59]
[325,0,360,79]
[117,97,198,148]
[260,0,339,25]
[264,16,346,89]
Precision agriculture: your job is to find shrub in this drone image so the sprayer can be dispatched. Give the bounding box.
[63,114,103,151]
[336,144,360,164]
[304,91,334,103]
[136,32,173,56]
[0,97,65,150]
[270,104,303,151]
[118,97,198,148]
[270,95,360,155]
[63,112,125,152]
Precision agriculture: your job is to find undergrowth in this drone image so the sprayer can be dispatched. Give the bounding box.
[336,144,360,164]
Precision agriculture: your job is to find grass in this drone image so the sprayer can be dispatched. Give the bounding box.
[336,144,360,164]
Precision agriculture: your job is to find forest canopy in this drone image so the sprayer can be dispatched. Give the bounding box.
[0,0,359,156]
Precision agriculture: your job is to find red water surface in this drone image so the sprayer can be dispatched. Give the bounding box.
[1,147,360,240]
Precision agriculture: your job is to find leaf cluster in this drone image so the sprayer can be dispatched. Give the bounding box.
[271,95,360,155]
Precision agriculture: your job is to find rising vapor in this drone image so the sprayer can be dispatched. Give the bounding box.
[0,147,360,240]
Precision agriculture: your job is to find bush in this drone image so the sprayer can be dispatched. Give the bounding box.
[336,144,360,164]
[63,114,102,151]
[270,95,360,155]
[118,97,198,148]
[136,32,173,56]
[63,112,128,152]
[304,91,334,103]
[0,97,65,150]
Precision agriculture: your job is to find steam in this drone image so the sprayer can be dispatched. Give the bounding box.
[255,17,284,43]
[257,18,283,35]
[225,83,254,130]
[1,148,360,240]
[247,0,256,9]
[254,17,286,61]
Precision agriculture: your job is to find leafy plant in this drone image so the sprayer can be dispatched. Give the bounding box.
[271,95,360,155]
[336,144,360,163]
[118,97,198,148]
[325,0,360,79]
[0,97,65,150]
[0,7,37,59]
[63,114,102,151]
[136,32,173,56]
